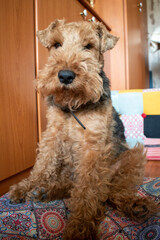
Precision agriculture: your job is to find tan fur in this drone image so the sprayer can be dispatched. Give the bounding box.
[9,20,157,240]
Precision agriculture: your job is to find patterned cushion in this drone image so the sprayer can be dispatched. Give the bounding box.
[111,89,160,160]
[0,178,160,239]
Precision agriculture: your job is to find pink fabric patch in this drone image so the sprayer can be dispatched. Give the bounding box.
[143,88,160,92]
[120,114,145,139]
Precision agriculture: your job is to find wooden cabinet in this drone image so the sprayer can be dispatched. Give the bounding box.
[124,0,149,89]
[0,0,38,195]
[94,0,149,90]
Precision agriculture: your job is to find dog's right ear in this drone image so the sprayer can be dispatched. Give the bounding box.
[36,19,65,48]
[96,22,119,53]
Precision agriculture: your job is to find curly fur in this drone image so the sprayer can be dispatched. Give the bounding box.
[9,20,157,240]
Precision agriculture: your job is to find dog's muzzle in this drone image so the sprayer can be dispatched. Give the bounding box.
[58,70,76,85]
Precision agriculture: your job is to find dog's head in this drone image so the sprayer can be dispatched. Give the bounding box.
[36,20,118,110]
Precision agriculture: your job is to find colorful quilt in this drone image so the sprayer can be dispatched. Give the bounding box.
[111,89,160,160]
[0,177,160,239]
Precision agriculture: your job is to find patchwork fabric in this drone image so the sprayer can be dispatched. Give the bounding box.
[119,89,143,93]
[117,92,143,114]
[125,138,144,149]
[35,208,66,239]
[143,91,160,115]
[111,91,119,113]
[144,138,160,160]
[0,211,36,237]
[0,178,160,240]
[0,194,66,239]
[144,115,160,138]
[143,88,160,92]
[120,114,144,139]
[111,88,160,160]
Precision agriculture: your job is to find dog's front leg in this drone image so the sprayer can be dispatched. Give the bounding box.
[64,150,114,240]
[9,158,73,202]
[9,147,72,202]
[9,157,52,203]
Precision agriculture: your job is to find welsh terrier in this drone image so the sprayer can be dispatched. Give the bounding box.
[10,20,157,239]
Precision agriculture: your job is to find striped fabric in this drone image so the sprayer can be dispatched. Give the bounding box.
[144,138,160,160]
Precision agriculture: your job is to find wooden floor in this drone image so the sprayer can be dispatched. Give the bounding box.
[145,160,160,178]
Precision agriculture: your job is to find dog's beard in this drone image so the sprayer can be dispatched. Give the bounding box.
[37,80,103,110]
[49,82,103,111]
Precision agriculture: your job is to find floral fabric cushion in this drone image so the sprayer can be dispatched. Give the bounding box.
[0,177,160,240]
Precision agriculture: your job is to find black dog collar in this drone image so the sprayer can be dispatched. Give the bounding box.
[70,111,86,130]
[47,95,86,130]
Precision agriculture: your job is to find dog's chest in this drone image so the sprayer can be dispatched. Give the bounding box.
[64,109,109,150]
[47,106,110,155]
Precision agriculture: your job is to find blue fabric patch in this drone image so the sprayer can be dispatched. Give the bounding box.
[144,115,160,138]
[126,138,144,148]
[111,91,119,95]
[118,93,143,114]
[111,91,119,113]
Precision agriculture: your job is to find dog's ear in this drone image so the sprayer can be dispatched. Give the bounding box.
[36,19,65,48]
[96,22,119,53]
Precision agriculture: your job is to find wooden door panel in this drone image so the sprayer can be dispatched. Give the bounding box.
[125,0,142,89]
[0,0,37,181]
[94,0,126,90]
[125,0,149,89]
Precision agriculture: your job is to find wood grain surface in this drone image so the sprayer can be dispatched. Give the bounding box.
[0,0,37,182]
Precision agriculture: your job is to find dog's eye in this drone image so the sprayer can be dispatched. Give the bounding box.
[84,44,93,50]
[53,42,62,49]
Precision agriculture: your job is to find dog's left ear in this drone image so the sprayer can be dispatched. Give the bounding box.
[36,19,65,48]
[96,22,119,53]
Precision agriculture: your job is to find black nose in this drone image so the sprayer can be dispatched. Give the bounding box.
[58,70,76,85]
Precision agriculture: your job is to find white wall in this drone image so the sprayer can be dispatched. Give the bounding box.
[147,0,160,87]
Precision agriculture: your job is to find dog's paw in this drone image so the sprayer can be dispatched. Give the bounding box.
[132,202,149,219]
[131,198,158,221]
[9,183,27,203]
